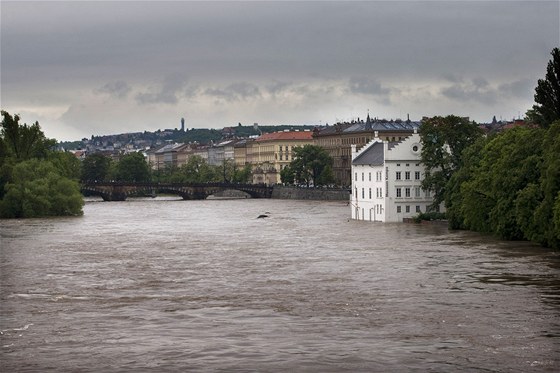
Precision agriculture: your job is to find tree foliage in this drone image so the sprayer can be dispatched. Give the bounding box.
[444,123,560,248]
[281,145,334,187]
[81,153,112,182]
[0,111,84,218]
[114,152,151,182]
[440,49,560,248]
[0,159,83,218]
[529,47,560,128]
[1,110,56,161]
[420,115,483,207]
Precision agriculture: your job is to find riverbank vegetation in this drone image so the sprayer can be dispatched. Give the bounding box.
[420,48,560,249]
[0,111,84,218]
[280,144,335,187]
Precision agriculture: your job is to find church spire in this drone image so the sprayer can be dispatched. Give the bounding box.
[366,110,372,130]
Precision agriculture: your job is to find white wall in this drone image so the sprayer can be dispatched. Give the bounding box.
[351,132,440,223]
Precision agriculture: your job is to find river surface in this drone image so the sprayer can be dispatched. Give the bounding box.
[1,198,559,372]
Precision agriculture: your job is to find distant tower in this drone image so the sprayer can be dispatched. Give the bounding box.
[365,110,372,130]
[181,117,185,132]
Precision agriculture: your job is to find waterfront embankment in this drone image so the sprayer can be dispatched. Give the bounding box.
[271,185,350,200]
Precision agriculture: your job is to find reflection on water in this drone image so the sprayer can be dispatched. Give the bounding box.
[1,198,559,372]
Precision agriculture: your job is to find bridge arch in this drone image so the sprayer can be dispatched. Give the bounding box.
[80,182,273,201]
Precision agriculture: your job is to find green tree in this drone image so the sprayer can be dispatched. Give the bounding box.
[420,115,483,208]
[175,155,218,183]
[288,145,334,187]
[114,152,151,182]
[0,111,83,218]
[529,48,560,128]
[219,159,237,182]
[49,151,81,180]
[81,153,112,182]
[529,121,560,247]
[459,127,544,240]
[444,137,487,229]
[1,110,55,161]
[232,163,252,183]
[0,159,83,218]
[280,164,295,185]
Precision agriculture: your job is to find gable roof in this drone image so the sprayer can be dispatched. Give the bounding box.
[352,142,384,166]
[256,131,313,142]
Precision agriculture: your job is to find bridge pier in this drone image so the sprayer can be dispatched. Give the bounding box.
[102,193,127,201]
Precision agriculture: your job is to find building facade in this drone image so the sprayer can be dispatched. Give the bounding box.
[150,143,192,170]
[350,132,442,222]
[249,130,314,185]
[314,115,421,187]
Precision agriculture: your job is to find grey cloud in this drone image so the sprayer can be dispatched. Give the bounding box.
[94,81,131,99]
[441,76,536,105]
[348,77,391,97]
[204,83,261,102]
[472,77,489,89]
[499,78,535,99]
[135,74,189,105]
[265,81,293,96]
[442,74,463,83]
[1,1,558,139]
[441,79,498,105]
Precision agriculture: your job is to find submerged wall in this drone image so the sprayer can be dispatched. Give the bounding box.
[271,186,350,201]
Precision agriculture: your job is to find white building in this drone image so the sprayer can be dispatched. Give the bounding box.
[350,131,442,222]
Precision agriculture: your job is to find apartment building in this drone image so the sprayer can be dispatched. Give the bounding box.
[350,132,443,222]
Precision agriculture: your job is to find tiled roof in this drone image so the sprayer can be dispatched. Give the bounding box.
[344,121,421,133]
[154,143,188,154]
[352,142,384,166]
[256,131,313,142]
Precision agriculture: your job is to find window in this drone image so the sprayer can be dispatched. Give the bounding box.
[369,172,371,181]
[405,171,411,180]
[397,206,401,213]
[362,188,365,199]
[369,188,372,199]
[396,163,401,167]
[362,173,364,181]
[405,188,411,198]
[416,205,421,213]
[415,171,421,180]
[406,205,410,213]
[355,173,357,181]
[396,171,402,180]
[406,163,410,167]
[415,187,421,198]
[396,188,402,198]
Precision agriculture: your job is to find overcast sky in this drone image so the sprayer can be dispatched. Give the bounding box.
[1,1,558,141]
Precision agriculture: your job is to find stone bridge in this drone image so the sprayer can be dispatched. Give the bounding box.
[81,182,273,201]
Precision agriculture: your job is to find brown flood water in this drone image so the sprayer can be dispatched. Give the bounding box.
[1,198,559,372]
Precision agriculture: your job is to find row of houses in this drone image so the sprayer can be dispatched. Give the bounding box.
[146,130,316,185]
[146,115,423,187]
[146,121,439,222]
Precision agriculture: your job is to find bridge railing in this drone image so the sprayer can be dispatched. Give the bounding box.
[81,181,272,189]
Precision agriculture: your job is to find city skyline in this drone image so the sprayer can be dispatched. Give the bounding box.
[1,1,558,141]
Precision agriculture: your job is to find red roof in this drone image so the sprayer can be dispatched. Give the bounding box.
[256,131,313,142]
